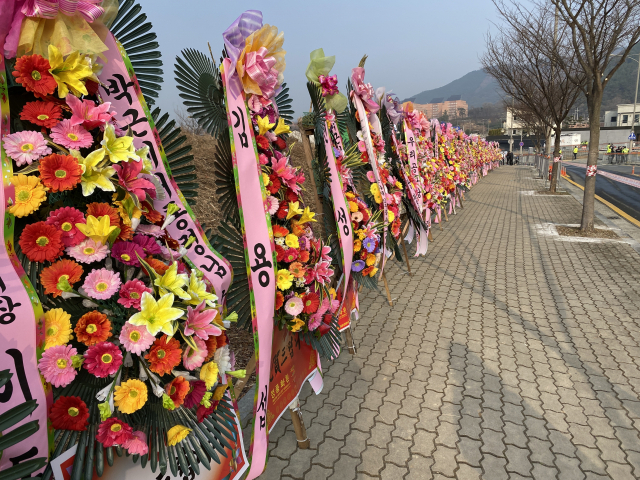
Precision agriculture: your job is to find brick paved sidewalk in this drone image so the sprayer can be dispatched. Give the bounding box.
[258,166,640,480]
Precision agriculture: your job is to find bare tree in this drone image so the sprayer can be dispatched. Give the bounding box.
[544,0,640,231]
[510,100,551,154]
[482,1,584,192]
[174,107,207,135]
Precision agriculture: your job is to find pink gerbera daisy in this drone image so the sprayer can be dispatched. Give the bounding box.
[2,130,51,166]
[266,195,280,215]
[183,380,207,409]
[38,344,78,387]
[84,342,122,378]
[66,238,109,264]
[182,337,208,371]
[118,279,152,310]
[46,207,86,247]
[119,322,155,355]
[123,430,148,456]
[111,241,144,266]
[132,235,162,256]
[50,120,93,150]
[83,268,121,300]
[284,296,304,316]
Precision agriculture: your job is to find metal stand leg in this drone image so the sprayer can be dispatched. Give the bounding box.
[289,397,310,449]
[382,271,393,307]
[344,326,357,355]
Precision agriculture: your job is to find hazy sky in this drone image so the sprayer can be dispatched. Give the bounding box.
[137,0,498,119]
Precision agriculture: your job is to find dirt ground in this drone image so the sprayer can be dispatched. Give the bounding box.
[556,225,620,239]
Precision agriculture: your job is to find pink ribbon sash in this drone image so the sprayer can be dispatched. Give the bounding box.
[22,0,104,22]
[98,34,233,304]
[323,120,353,299]
[222,58,276,480]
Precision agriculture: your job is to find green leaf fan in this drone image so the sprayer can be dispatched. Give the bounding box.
[174,49,227,138]
[109,0,164,105]
[274,83,294,125]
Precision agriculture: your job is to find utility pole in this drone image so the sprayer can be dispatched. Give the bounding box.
[630,52,640,152]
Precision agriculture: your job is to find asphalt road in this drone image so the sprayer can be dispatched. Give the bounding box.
[564,164,640,222]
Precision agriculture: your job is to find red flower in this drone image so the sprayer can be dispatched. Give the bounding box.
[274,137,287,151]
[267,174,281,194]
[12,54,57,98]
[50,396,89,431]
[145,335,181,376]
[40,259,83,297]
[255,135,270,151]
[112,160,156,202]
[165,376,190,409]
[299,250,310,263]
[275,245,286,262]
[39,154,83,192]
[275,291,284,310]
[283,248,298,263]
[272,225,289,237]
[197,404,214,423]
[276,202,288,219]
[302,292,319,314]
[20,101,62,128]
[19,222,64,263]
[86,203,120,227]
[286,189,298,202]
[96,418,133,447]
[46,207,86,247]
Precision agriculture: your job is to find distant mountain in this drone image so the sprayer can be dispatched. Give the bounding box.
[404,69,502,108]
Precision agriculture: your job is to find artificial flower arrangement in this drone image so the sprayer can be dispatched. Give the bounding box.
[5,45,236,457]
[251,95,339,335]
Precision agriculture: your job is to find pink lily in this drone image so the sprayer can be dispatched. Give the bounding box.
[271,156,295,180]
[67,95,114,130]
[112,160,157,202]
[184,301,222,340]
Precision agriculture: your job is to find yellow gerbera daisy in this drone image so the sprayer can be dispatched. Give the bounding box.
[44,308,72,350]
[114,379,148,414]
[167,425,191,446]
[285,234,299,249]
[291,317,305,332]
[9,174,47,218]
[353,239,362,253]
[366,254,376,267]
[276,269,293,290]
[349,201,358,213]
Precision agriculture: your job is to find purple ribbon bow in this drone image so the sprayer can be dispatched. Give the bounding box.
[22,0,104,22]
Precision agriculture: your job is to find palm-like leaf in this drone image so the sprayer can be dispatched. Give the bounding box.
[300,313,342,361]
[212,132,239,221]
[174,49,227,138]
[151,108,199,202]
[109,0,163,104]
[275,83,294,125]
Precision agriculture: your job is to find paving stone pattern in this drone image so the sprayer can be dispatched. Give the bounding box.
[257,166,640,479]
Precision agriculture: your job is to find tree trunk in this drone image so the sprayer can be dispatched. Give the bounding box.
[581,92,603,232]
[549,126,562,193]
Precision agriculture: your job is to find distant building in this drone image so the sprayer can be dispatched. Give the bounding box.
[604,104,640,127]
[414,95,468,119]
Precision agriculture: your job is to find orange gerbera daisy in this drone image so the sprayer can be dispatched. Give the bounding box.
[145,335,181,376]
[39,154,83,192]
[12,54,57,98]
[204,335,217,361]
[298,250,310,263]
[86,203,120,227]
[145,257,170,275]
[74,311,111,346]
[40,259,83,297]
[165,376,190,409]
[19,222,64,263]
[141,201,163,223]
[272,225,289,238]
[275,291,284,310]
[20,101,63,128]
[290,221,306,237]
[117,223,134,241]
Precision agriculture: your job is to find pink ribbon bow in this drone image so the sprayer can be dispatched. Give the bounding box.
[22,0,104,22]
[350,67,379,114]
[244,46,279,99]
[318,74,339,97]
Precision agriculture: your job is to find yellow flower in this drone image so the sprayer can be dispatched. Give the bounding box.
[276,269,293,290]
[75,215,117,244]
[387,210,395,222]
[286,201,303,220]
[262,172,270,186]
[349,201,358,213]
[426,193,432,200]
[167,425,191,446]
[155,262,191,300]
[291,317,305,332]
[368,267,379,277]
[44,308,72,350]
[366,254,376,267]
[395,181,403,189]
[298,207,316,224]
[114,379,148,414]
[70,149,116,197]
[285,234,299,249]
[345,192,355,199]
[213,384,228,402]
[257,115,275,136]
[100,124,140,163]
[48,45,93,98]
[128,292,184,336]
[370,183,382,204]
[186,271,218,306]
[9,174,46,218]
[273,117,291,136]
[356,230,366,240]
[354,239,362,252]
[200,361,219,389]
